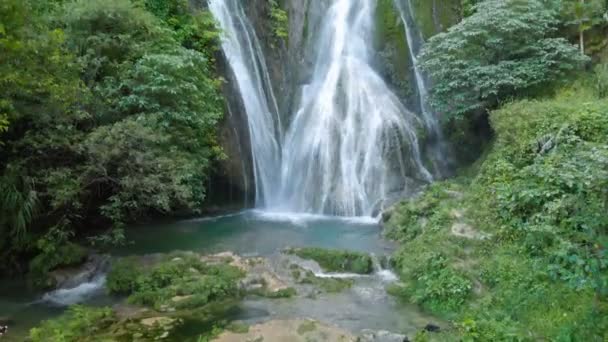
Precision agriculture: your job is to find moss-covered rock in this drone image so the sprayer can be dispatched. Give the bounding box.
[375,0,414,100]
[105,252,246,314]
[287,247,373,274]
[28,242,89,289]
[409,0,462,39]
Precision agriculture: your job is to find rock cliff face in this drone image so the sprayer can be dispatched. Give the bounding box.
[208,0,462,208]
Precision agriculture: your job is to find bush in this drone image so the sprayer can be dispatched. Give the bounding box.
[401,252,472,312]
[29,240,87,288]
[106,257,142,295]
[419,0,587,117]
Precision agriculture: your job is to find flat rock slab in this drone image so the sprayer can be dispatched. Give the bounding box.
[213,319,357,342]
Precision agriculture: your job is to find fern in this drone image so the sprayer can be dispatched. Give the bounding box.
[0,174,39,242]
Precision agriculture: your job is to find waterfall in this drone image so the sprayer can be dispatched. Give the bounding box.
[208,0,282,207]
[270,0,432,216]
[394,0,451,176]
[211,0,435,217]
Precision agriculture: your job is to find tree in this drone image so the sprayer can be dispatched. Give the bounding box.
[0,0,226,275]
[418,0,588,118]
[560,0,607,54]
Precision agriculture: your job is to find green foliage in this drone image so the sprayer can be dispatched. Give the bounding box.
[63,0,163,85]
[29,237,87,288]
[268,0,289,44]
[384,183,458,242]
[419,0,587,118]
[386,79,608,340]
[559,0,607,53]
[392,251,472,312]
[120,254,244,310]
[0,173,38,246]
[595,63,608,98]
[106,257,142,294]
[137,0,221,59]
[0,0,225,276]
[29,306,115,342]
[288,247,373,274]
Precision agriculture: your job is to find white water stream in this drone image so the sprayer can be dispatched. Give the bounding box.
[210,0,448,217]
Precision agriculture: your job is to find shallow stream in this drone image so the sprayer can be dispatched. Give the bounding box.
[0,210,433,340]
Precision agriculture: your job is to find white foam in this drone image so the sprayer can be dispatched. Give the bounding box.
[313,272,366,279]
[182,211,243,223]
[250,209,378,226]
[376,269,399,282]
[42,275,106,307]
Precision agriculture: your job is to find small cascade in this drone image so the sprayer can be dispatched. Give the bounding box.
[394,0,451,176]
[371,254,398,282]
[42,274,106,307]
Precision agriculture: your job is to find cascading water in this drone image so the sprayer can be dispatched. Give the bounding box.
[270,0,432,216]
[211,0,436,217]
[394,0,451,176]
[208,0,282,207]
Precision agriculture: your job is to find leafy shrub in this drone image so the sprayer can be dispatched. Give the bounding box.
[106,257,142,294]
[384,183,457,242]
[268,0,289,43]
[29,237,87,288]
[404,253,472,311]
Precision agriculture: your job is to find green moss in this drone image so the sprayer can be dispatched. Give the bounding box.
[297,320,317,335]
[410,0,462,39]
[287,247,373,274]
[375,0,413,98]
[226,321,249,334]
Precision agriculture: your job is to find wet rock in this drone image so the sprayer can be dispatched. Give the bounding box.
[203,251,291,295]
[112,303,150,320]
[213,319,357,342]
[171,295,193,303]
[48,254,110,289]
[359,329,408,342]
[424,323,441,333]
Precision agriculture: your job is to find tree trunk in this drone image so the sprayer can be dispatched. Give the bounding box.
[580,0,585,55]
[580,28,585,54]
